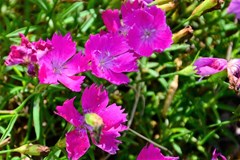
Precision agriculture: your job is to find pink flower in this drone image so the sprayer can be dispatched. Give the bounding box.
[85,33,138,85]
[5,34,52,76]
[194,57,228,77]
[38,33,89,92]
[55,84,128,160]
[137,144,179,160]
[227,59,240,92]
[101,0,172,57]
[227,0,240,19]
[211,148,227,160]
[123,6,173,57]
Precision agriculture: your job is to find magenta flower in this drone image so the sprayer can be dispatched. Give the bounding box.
[101,1,172,57]
[194,57,228,77]
[5,34,52,76]
[211,148,227,160]
[121,1,172,57]
[137,144,179,160]
[85,33,138,85]
[227,0,240,19]
[55,84,127,160]
[38,33,89,92]
[227,59,240,92]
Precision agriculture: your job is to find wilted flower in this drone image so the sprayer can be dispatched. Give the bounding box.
[227,59,240,93]
[85,33,138,85]
[137,144,179,160]
[227,0,240,19]
[38,33,89,92]
[211,148,227,160]
[55,84,127,160]
[5,34,52,76]
[193,57,227,77]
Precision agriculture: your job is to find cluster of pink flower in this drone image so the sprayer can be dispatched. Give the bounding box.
[4,0,230,159]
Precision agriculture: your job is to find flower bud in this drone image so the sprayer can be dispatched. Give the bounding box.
[14,144,50,156]
[157,2,176,12]
[227,59,240,94]
[172,26,194,43]
[189,0,224,20]
[149,0,172,6]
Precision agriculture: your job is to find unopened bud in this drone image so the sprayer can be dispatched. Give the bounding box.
[189,0,224,20]
[172,26,194,43]
[157,2,176,12]
[14,144,50,156]
[178,65,196,76]
[149,0,172,6]
[227,59,240,94]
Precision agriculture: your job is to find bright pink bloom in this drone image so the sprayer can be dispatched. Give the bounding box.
[5,34,52,76]
[101,1,172,57]
[227,59,240,92]
[194,57,228,77]
[85,33,138,85]
[55,84,127,160]
[211,148,227,160]
[123,6,172,57]
[227,0,240,19]
[137,144,179,160]
[38,33,89,92]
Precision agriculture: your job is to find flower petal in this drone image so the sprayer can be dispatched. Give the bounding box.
[81,84,109,114]
[55,97,83,127]
[66,129,90,160]
[102,9,121,32]
[98,103,127,130]
[137,144,179,160]
[194,57,227,77]
[58,75,85,92]
[91,127,122,154]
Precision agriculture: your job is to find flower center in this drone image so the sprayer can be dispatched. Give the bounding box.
[84,113,103,129]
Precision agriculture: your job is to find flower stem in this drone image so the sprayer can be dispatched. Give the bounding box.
[128,128,173,155]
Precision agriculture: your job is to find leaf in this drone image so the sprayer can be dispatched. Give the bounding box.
[0,114,18,141]
[58,2,83,20]
[164,44,190,52]
[6,26,37,38]
[33,94,42,140]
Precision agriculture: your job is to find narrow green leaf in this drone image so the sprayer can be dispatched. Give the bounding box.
[33,95,41,140]
[0,114,18,141]
[58,2,83,20]
[6,26,37,38]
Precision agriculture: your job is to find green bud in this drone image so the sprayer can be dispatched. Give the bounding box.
[188,0,224,20]
[14,144,50,156]
[178,65,197,76]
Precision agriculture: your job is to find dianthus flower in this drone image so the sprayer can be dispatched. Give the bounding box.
[227,59,240,92]
[193,57,228,77]
[55,84,127,160]
[101,0,172,57]
[85,33,138,85]
[227,0,240,19]
[211,148,227,160]
[137,144,179,160]
[5,33,52,76]
[38,33,89,92]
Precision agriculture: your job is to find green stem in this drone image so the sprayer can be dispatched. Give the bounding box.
[14,93,37,113]
[0,149,15,154]
[128,128,173,155]
[0,110,15,114]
